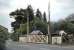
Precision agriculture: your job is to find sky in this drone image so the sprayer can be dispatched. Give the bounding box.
[0,0,74,32]
[50,0,74,21]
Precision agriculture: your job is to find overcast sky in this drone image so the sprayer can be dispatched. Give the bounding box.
[50,0,74,21]
[0,0,74,32]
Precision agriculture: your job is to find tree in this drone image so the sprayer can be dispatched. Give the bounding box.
[36,9,42,20]
[9,5,34,41]
[33,17,48,35]
[53,14,74,34]
[64,14,74,34]
[27,5,34,21]
[43,12,47,22]
[9,5,34,33]
[9,5,48,41]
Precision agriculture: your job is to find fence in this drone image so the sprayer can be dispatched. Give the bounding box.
[19,35,48,44]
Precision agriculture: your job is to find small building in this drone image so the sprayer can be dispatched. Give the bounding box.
[51,30,67,44]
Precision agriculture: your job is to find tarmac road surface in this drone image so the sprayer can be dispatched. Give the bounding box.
[6,40,74,50]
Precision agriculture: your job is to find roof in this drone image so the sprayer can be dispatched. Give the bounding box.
[30,30,43,35]
[0,25,8,32]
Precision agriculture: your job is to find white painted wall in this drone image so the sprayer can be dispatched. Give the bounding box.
[19,37,28,43]
[52,36,62,44]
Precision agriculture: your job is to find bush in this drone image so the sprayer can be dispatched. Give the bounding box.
[0,31,8,50]
[10,32,19,41]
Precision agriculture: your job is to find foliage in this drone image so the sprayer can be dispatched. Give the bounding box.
[10,32,19,41]
[9,5,48,41]
[9,5,34,32]
[0,26,8,50]
[15,21,33,35]
[36,9,42,20]
[43,12,47,22]
[52,14,74,34]
[33,17,48,35]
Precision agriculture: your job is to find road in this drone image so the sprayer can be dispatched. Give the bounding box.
[6,40,74,50]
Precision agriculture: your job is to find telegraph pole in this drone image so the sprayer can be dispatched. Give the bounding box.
[48,0,51,44]
[26,0,31,35]
[27,11,29,35]
[27,0,32,35]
